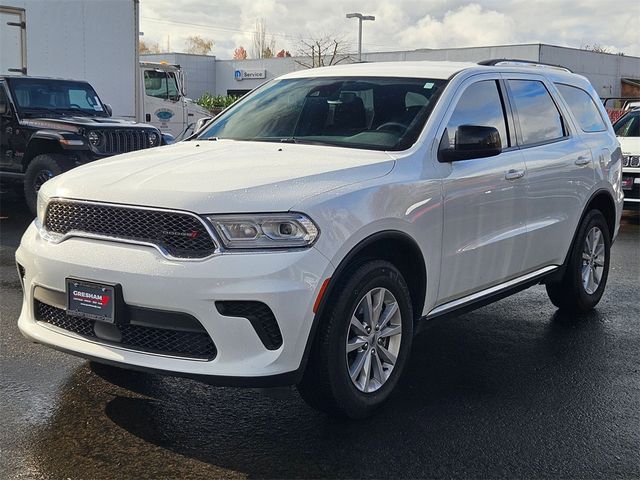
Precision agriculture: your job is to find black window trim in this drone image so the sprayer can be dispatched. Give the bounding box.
[554,82,608,134]
[504,77,572,150]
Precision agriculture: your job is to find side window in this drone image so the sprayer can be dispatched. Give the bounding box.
[555,84,607,132]
[508,80,565,145]
[0,83,7,111]
[144,70,168,99]
[444,80,509,149]
[614,113,639,137]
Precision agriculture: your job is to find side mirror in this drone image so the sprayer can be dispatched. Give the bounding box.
[439,125,502,162]
[194,116,213,133]
[0,102,7,115]
[103,104,113,117]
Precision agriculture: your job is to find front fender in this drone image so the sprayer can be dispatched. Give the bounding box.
[29,129,89,151]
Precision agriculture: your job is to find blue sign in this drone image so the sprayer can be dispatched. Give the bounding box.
[155,109,174,121]
[234,69,243,80]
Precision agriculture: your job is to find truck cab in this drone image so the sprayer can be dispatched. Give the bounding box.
[139,62,211,140]
[0,75,164,212]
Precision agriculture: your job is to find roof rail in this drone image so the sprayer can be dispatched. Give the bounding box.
[478,59,573,73]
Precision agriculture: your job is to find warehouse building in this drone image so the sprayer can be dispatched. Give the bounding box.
[143,43,640,101]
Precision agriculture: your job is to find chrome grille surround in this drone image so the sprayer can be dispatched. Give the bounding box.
[623,155,640,168]
[42,199,219,260]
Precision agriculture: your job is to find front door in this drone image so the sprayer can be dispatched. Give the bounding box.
[438,77,528,303]
[142,68,185,137]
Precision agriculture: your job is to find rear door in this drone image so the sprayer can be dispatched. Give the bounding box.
[0,7,26,75]
[503,74,595,270]
[437,75,528,303]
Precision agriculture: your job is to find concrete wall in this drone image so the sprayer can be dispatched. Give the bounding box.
[540,45,640,97]
[141,53,216,100]
[146,44,640,99]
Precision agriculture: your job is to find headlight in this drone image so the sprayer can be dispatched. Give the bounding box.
[148,131,160,147]
[87,130,102,147]
[206,213,319,249]
[36,190,49,225]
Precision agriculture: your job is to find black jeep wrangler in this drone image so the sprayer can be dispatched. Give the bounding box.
[0,76,165,213]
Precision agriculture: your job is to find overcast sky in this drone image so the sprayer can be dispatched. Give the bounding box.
[139,0,640,59]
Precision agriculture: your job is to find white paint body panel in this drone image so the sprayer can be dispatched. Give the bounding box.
[16,61,623,381]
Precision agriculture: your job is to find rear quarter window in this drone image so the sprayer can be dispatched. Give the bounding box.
[555,84,607,133]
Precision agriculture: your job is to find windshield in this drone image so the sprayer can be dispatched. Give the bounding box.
[198,76,447,151]
[614,111,639,137]
[7,78,108,117]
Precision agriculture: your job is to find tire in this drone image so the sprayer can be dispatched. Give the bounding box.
[24,154,67,215]
[546,209,611,313]
[298,260,414,419]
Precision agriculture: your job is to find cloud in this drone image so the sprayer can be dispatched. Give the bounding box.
[139,0,640,59]
[396,4,516,49]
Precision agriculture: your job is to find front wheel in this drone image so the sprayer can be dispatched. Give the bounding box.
[24,154,67,214]
[546,209,611,313]
[298,260,414,419]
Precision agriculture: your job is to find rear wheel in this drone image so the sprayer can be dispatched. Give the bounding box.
[298,260,414,418]
[24,154,67,214]
[546,210,611,313]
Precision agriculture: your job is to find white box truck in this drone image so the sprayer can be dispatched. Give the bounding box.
[1,0,209,138]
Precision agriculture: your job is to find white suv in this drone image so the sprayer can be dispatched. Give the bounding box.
[16,60,623,418]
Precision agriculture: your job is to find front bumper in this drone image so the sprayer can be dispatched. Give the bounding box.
[16,221,333,385]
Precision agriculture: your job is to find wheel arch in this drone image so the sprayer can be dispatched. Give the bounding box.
[322,230,428,322]
[548,188,617,284]
[296,230,428,381]
[22,135,65,170]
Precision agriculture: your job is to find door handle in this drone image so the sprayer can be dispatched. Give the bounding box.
[575,155,591,166]
[505,169,526,181]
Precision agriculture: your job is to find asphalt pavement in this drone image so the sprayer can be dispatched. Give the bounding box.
[1,192,639,480]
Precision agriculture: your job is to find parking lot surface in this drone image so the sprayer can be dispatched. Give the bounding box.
[1,193,639,480]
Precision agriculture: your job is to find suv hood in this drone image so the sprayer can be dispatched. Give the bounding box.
[42,140,396,213]
[618,136,640,155]
[21,116,154,130]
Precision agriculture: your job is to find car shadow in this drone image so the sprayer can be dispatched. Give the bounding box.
[28,294,633,479]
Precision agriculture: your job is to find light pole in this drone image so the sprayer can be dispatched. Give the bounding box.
[346,13,375,62]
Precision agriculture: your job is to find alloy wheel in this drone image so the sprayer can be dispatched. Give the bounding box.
[346,287,402,393]
[581,226,606,295]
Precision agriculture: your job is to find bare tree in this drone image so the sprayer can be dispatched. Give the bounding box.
[295,34,351,68]
[233,46,248,59]
[139,39,161,54]
[252,18,276,59]
[185,35,214,55]
[581,43,625,55]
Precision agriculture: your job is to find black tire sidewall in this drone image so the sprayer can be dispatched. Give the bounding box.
[24,154,65,214]
[323,260,414,417]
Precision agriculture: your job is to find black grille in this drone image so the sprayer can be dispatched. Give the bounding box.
[96,129,153,155]
[36,301,216,359]
[216,301,283,350]
[44,201,217,258]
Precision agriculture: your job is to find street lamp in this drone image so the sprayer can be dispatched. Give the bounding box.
[346,12,375,62]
